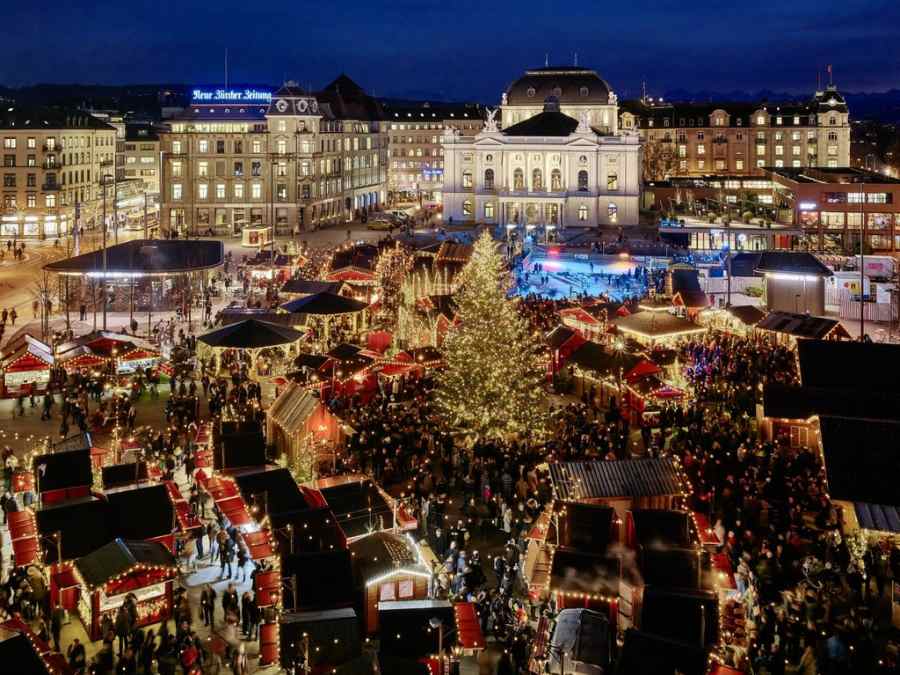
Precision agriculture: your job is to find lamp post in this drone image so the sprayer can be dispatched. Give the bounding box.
[859,177,866,340]
[429,617,445,675]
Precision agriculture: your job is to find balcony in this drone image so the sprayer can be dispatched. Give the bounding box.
[42,144,59,153]
[41,161,59,170]
[41,183,60,191]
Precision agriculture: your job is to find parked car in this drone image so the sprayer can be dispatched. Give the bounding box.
[367,214,395,231]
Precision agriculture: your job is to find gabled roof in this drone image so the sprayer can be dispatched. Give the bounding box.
[755,251,832,277]
[549,459,682,501]
[615,312,705,339]
[727,304,766,326]
[106,484,174,540]
[630,509,693,548]
[756,311,848,340]
[75,539,175,589]
[549,547,620,596]
[546,325,578,349]
[280,292,368,315]
[269,383,323,437]
[349,531,421,582]
[854,502,900,534]
[502,110,579,137]
[233,467,309,517]
[198,319,304,349]
[797,339,900,393]
[435,241,473,265]
[615,629,707,675]
[328,343,362,361]
[568,341,643,377]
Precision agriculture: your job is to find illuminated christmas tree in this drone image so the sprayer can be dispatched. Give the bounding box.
[436,231,547,439]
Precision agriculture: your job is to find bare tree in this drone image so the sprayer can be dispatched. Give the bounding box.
[642,140,678,181]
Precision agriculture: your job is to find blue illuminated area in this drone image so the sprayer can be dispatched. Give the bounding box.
[191,88,272,103]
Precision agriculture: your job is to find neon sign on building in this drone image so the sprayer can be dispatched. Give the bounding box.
[191,88,272,103]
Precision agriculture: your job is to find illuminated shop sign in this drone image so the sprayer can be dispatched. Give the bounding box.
[191,88,272,103]
[798,201,817,211]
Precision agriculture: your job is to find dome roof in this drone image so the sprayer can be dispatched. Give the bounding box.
[505,66,612,106]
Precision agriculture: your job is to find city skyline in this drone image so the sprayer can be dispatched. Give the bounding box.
[2,0,899,100]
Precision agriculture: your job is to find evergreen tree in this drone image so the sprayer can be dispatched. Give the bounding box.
[436,231,547,439]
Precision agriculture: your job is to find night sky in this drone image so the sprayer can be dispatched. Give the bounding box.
[2,0,899,101]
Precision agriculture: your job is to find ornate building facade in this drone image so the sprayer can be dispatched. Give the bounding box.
[442,66,641,228]
[159,76,388,236]
[620,85,851,179]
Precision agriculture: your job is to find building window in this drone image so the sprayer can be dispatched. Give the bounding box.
[251,161,262,177]
[607,173,618,191]
[252,140,263,153]
[697,159,705,170]
[172,183,182,200]
[251,183,262,199]
[234,182,244,199]
[551,169,562,191]
[276,184,287,201]
[198,184,208,200]
[532,168,543,191]
[462,200,472,216]
[234,161,243,177]
[26,137,35,149]
[775,145,784,156]
[736,159,744,171]
[45,194,56,207]
[827,145,838,156]
[484,202,495,219]
[578,205,588,221]
[3,138,15,149]
[198,161,208,177]
[277,139,287,154]
[775,159,784,168]
[715,160,726,171]
[792,146,801,156]
[792,160,801,168]
[483,169,494,190]
[577,170,589,191]
[756,115,766,125]
[756,159,765,168]
[198,140,209,153]
[513,168,524,191]
[27,193,36,208]
[462,171,472,188]
[216,140,225,153]
[216,183,225,199]
[697,144,705,156]
[608,203,618,223]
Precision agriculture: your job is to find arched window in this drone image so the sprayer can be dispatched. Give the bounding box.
[462,171,473,188]
[577,170,589,191]
[551,169,562,191]
[578,205,589,221]
[484,168,494,190]
[532,168,543,191]
[462,200,473,216]
[513,168,524,191]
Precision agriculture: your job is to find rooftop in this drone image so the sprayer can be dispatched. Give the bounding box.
[44,239,224,276]
[766,166,900,185]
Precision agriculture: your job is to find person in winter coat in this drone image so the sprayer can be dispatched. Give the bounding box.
[114,605,131,656]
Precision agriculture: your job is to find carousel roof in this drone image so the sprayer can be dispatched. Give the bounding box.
[614,311,705,339]
[198,318,304,349]
[281,291,368,315]
[281,279,345,295]
[44,239,224,276]
[75,538,176,589]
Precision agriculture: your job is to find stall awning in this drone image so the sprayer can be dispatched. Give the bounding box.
[454,602,485,650]
[242,530,275,561]
[74,539,176,590]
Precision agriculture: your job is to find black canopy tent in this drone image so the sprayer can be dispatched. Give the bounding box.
[198,318,305,377]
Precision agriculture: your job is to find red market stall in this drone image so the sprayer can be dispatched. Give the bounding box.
[559,306,603,340]
[1,335,54,397]
[61,352,110,374]
[9,509,41,567]
[73,539,177,641]
[366,330,392,354]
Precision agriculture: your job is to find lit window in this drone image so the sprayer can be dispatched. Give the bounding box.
[608,203,618,223]
[198,184,208,200]
[775,145,784,156]
[462,200,472,216]
[251,183,262,199]
[234,183,244,199]
[198,140,209,153]
[216,183,225,199]
[172,141,182,154]
[172,183,182,200]
[484,202,495,219]
[198,161,208,177]
[607,173,618,191]
[578,205,588,221]
[462,171,472,188]
[577,170,589,191]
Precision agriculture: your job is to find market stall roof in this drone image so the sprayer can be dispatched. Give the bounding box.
[408,346,442,365]
[614,629,707,675]
[232,466,310,517]
[549,609,611,674]
[268,382,322,436]
[553,502,615,552]
[727,304,767,326]
[75,538,176,590]
[198,318,304,349]
[0,632,52,675]
[820,416,900,506]
[754,251,833,277]
[282,549,356,609]
[454,602,485,650]
[756,310,850,340]
[331,243,379,271]
[294,353,331,370]
[640,588,718,647]
[546,325,579,350]
[60,352,108,371]
[328,343,363,361]
[549,547,620,597]
[853,502,900,533]
[614,312,706,340]
[1,334,54,370]
[349,531,421,583]
[280,279,346,296]
[44,238,224,276]
[281,292,368,315]
[269,505,347,554]
[434,241,473,265]
[797,339,900,394]
[558,306,600,325]
[105,484,175,540]
[630,509,693,548]
[549,458,682,501]
[33,442,93,494]
[568,341,643,377]
[318,478,394,539]
[638,547,705,589]
[36,497,113,564]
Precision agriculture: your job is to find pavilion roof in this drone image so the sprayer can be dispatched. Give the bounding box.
[281,291,368,315]
[44,239,224,275]
[198,318,304,349]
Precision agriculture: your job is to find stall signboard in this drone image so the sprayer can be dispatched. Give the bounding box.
[117,356,160,374]
[99,581,166,611]
[4,368,50,389]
